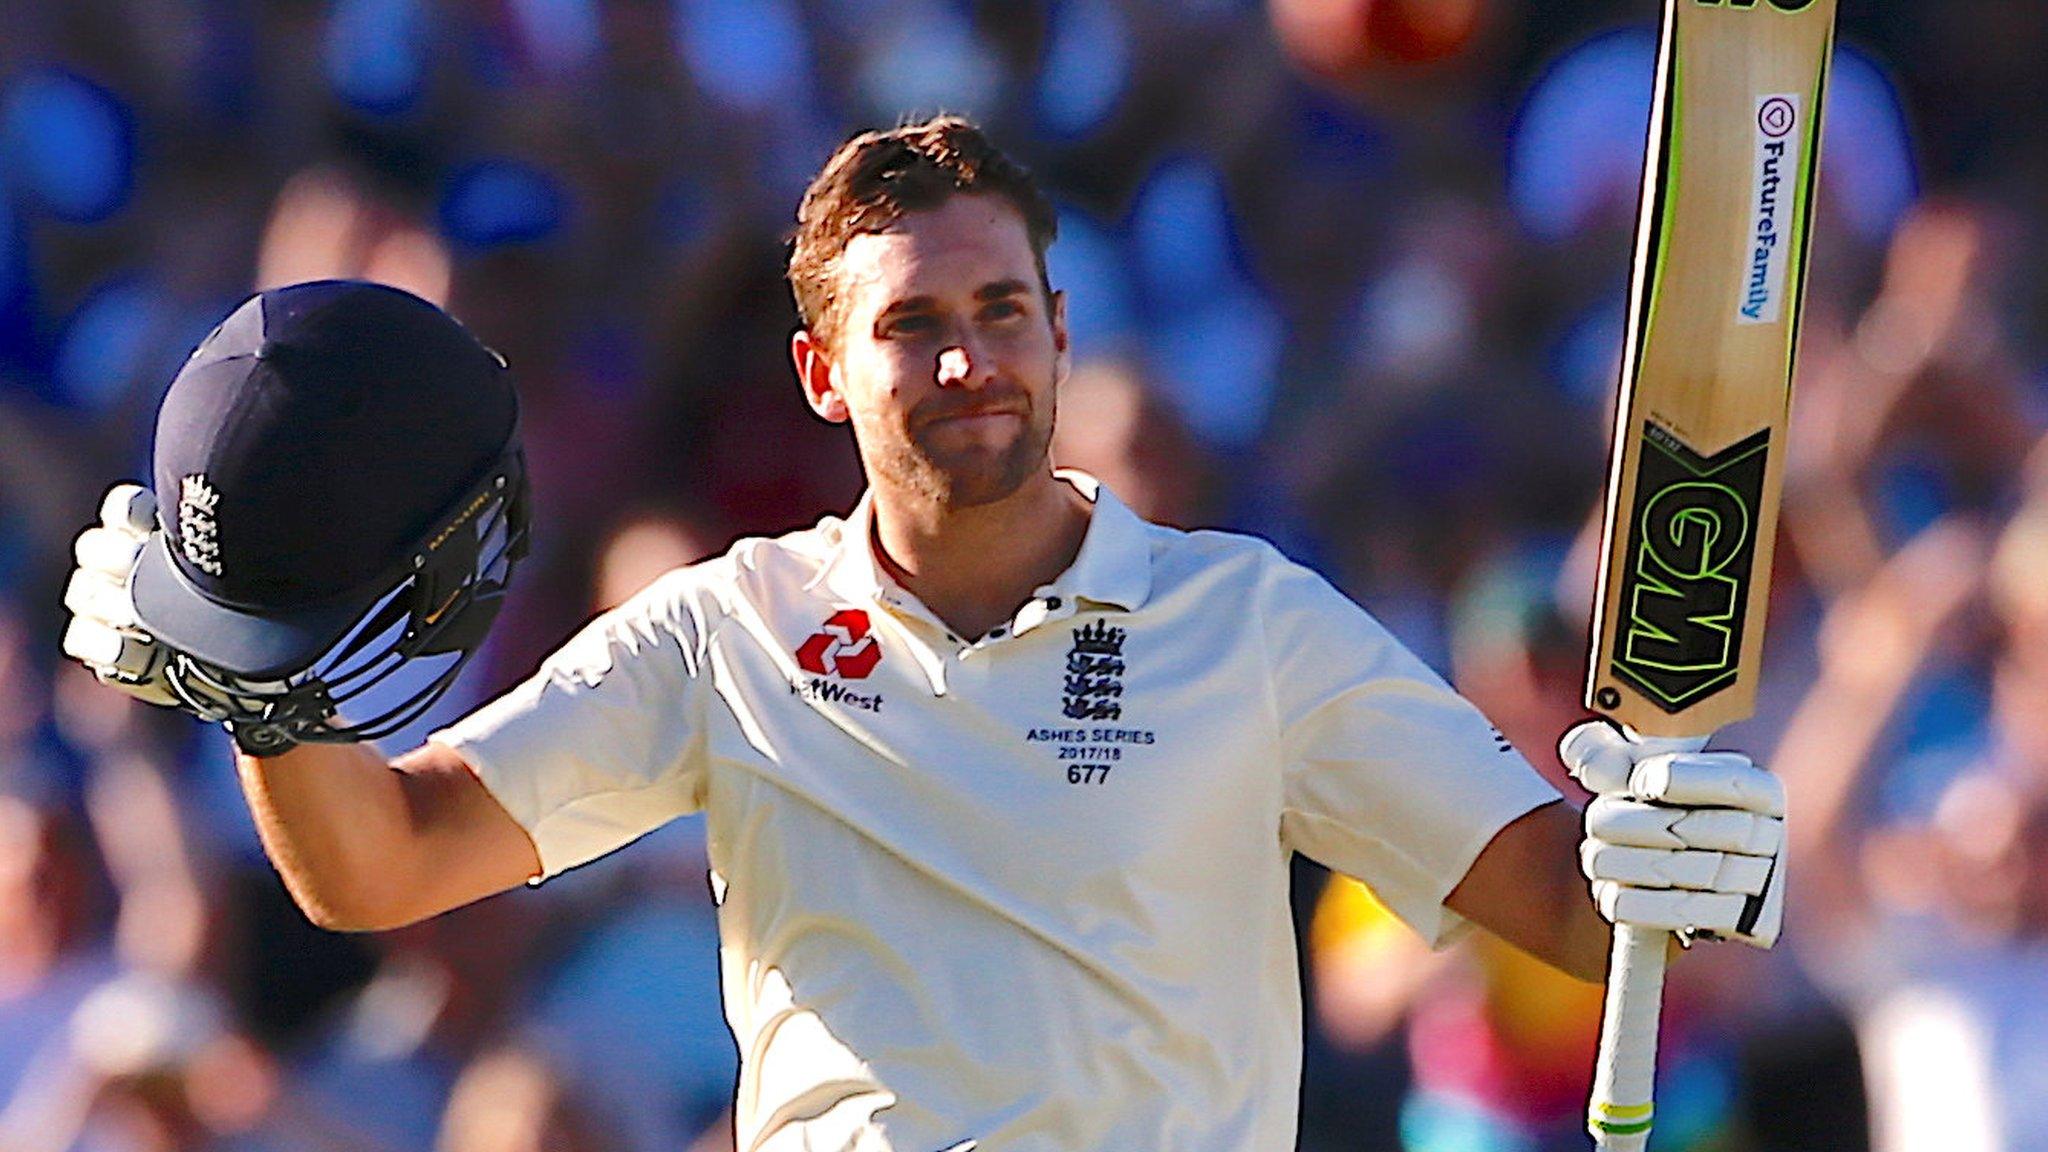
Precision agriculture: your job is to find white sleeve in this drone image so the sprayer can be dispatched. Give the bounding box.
[430,570,716,880]
[1266,556,1561,947]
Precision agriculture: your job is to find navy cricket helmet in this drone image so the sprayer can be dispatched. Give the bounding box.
[130,280,531,753]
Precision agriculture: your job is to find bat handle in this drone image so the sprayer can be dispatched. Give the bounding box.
[1589,922,1668,1150]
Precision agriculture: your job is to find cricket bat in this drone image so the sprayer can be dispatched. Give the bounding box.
[1582,0,1836,1147]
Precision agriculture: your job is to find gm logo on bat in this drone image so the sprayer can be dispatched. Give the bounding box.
[1693,0,1819,11]
[1608,423,1769,713]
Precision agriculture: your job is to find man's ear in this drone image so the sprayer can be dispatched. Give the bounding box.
[1050,290,1071,386]
[792,329,849,423]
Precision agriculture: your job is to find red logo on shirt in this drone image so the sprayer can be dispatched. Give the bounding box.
[796,609,882,679]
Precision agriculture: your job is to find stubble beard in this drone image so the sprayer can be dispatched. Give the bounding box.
[864,399,1057,511]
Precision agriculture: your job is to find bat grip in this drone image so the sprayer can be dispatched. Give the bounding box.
[1589,922,1668,1150]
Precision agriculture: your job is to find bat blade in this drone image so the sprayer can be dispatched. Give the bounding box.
[1580,4,1837,1149]
[1587,0,1838,739]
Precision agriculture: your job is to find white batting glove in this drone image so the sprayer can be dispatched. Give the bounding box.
[61,484,181,708]
[1560,720,1785,949]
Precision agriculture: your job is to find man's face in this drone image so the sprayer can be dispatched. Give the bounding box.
[800,194,1067,509]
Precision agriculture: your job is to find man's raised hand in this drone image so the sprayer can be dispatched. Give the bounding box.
[1561,720,1785,949]
[62,483,180,708]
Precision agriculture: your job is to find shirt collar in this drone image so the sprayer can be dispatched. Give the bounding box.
[812,468,1153,613]
[1049,468,1152,611]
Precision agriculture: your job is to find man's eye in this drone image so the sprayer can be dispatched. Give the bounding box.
[981,300,1023,321]
[887,315,938,336]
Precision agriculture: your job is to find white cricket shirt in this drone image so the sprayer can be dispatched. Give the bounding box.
[433,470,1559,1152]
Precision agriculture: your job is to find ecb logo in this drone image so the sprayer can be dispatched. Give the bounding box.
[1062,621,1127,722]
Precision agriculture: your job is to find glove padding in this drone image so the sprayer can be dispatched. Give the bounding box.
[62,484,299,750]
[62,484,180,707]
[1561,720,1785,948]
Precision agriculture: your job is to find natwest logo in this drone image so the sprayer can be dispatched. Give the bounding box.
[796,609,883,679]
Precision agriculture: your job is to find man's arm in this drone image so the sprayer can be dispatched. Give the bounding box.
[237,741,540,932]
[1445,799,1610,984]
[63,482,543,933]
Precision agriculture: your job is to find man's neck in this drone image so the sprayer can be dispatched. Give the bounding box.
[870,471,1091,641]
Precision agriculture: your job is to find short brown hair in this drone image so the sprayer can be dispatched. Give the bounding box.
[788,116,1059,348]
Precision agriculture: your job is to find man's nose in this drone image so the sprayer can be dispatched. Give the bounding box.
[936,344,982,388]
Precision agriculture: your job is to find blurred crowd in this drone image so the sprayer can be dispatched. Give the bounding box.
[1,1,2045,1150]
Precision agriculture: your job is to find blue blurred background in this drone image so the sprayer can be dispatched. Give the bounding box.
[2,2,2046,1150]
